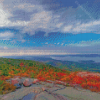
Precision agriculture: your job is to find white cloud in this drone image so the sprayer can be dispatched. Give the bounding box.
[14,3,35,10]
[45,42,48,44]
[4,46,8,49]
[10,21,29,27]
[0,4,29,27]
[13,3,42,12]
[61,19,100,34]
[61,43,64,45]
[69,40,100,47]
[72,20,100,33]
[0,4,11,27]
[80,20,100,28]
[0,1,100,35]
[56,23,63,28]
[0,49,69,56]
[63,25,73,32]
[31,11,51,24]
[0,32,14,40]
[21,39,26,43]
[22,11,52,34]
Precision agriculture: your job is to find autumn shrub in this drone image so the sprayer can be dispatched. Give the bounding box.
[1,58,100,93]
[14,70,20,75]
[0,80,4,94]
[0,80,16,94]
[30,73,34,78]
[37,76,46,81]
[19,62,24,67]
[4,82,16,90]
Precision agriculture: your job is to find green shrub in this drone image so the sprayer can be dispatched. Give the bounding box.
[29,63,33,66]
[0,80,4,85]
[2,70,9,76]
[14,70,19,74]
[30,73,34,78]
[0,80,4,94]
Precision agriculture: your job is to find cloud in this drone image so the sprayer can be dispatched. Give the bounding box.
[4,46,8,50]
[0,2,74,34]
[61,43,64,45]
[56,23,63,28]
[45,42,48,44]
[0,3,29,28]
[0,32,14,40]
[63,25,73,33]
[0,4,11,27]
[23,11,52,34]
[69,40,100,47]
[0,49,69,56]
[72,20,100,33]
[13,3,35,11]
[0,0,99,36]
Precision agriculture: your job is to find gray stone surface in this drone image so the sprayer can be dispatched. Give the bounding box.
[1,78,100,100]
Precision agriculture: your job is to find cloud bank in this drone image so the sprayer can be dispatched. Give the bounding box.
[0,0,99,55]
[0,0,99,36]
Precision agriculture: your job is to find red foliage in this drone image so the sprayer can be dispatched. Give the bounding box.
[37,76,46,81]
[19,62,24,67]
[57,72,66,77]
[72,76,84,84]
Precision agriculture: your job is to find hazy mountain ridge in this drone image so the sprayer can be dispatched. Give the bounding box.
[3,54,100,72]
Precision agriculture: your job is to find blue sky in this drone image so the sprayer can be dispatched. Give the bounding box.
[0,0,100,56]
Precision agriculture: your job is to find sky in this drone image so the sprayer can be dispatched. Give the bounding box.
[0,0,100,56]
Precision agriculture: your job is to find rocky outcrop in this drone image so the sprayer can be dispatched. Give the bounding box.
[33,79,39,84]
[55,80,67,86]
[11,76,22,89]
[23,78,33,87]
[1,76,100,100]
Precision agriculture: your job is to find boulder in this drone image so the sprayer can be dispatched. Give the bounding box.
[46,80,54,84]
[33,79,39,84]
[55,80,66,86]
[11,77,22,84]
[14,84,21,89]
[13,76,21,79]
[42,87,47,91]
[23,78,33,87]
[11,77,22,89]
